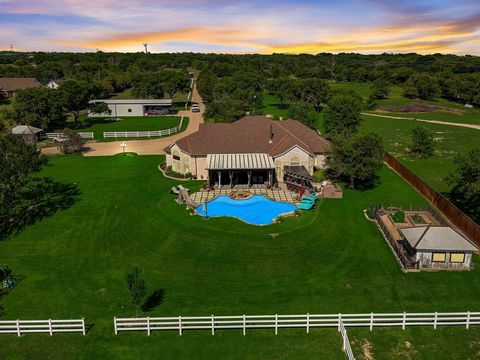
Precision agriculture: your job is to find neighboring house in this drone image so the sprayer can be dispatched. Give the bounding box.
[46,79,63,89]
[0,78,41,98]
[400,226,478,270]
[165,116,330,189]
[88,99,173,117]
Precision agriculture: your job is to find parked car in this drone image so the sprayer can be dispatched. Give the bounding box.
[191,103,200,113]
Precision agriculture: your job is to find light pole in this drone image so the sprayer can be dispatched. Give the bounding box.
[120,142,127,156]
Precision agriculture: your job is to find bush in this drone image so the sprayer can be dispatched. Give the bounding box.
[313,169,325,183]
[161,164,192,179]
[56,129,85,154]
[391,210,405,223]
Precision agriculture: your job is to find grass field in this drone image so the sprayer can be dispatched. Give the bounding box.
[77,115,185,141]
[1,154,480,358]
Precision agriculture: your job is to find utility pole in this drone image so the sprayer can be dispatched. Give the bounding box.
[10,44,13,51]
[143,43,148,53]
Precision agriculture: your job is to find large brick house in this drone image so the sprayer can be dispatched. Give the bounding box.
[0,78,41,98]
[165,116,330,189]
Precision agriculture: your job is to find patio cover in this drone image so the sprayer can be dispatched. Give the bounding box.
[206,153,275,170]
[11,125,43,135]
[283,166,313,180]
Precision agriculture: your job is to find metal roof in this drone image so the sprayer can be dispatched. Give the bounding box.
[400,226,478,252]
[11,125,43,135]
[206,153,275,170]
[88,99,173,105]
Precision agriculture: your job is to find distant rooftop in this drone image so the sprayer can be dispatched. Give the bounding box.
[0,78,41,91]
[89,99,173,105]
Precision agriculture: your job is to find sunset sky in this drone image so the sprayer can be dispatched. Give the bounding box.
[1,0,479,54]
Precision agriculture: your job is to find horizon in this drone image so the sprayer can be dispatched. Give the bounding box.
[1,0,480,55]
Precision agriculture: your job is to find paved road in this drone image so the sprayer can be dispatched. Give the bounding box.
[362,112,480,131]
[41,81,204,156]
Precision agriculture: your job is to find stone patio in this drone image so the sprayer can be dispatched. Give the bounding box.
[190,188,299,205]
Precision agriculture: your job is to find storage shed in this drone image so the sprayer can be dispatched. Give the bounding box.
[400,226,477,270]
[88,99,173,117]
[11,125,43,144]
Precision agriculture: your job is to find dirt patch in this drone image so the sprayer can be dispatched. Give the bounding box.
[378,102,465,114]
[361,340,374,360]
[390,340,418,359]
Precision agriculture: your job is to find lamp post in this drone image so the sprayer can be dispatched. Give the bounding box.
[120,142,127,156]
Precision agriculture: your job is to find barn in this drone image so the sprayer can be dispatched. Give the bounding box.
[88,99,173,117]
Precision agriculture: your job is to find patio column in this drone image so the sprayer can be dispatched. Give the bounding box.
[229,171,233,188]
[248,171,252,188]
[218,171,221,187]
[269,170,273,187]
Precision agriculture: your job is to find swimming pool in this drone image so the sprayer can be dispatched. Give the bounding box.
[196,195,297,225]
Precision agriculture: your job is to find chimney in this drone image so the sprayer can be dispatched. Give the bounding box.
[269,124,273,144]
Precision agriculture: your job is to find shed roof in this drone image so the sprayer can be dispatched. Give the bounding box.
[400,226,477,252]
[11,125,43,135]
[0,78,41,91]
[206,153,275,170]
[89,99,173,106]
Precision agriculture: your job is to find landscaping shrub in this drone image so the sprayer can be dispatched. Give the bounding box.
[391,210,405,223]
[411,214,426,224]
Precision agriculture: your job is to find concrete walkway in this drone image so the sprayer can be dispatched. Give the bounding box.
[41,80,205,156]
[362,112,480,131]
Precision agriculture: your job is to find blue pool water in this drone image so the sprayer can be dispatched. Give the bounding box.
[196,195,297,225]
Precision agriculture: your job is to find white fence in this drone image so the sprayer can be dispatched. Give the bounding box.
[0,318,86,336]
[103,117,184,139]
[338,318,355,360]
[44,132,94,140]
[114,311,480,336]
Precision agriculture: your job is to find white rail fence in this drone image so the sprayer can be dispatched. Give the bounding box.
[338,318,355,360]
[114,311,480,336]
[0,318,86,336]
[103,116,184,139]
[44,132,94,140]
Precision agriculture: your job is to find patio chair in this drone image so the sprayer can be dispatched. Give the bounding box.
[171,187,179,194]
[178,185,189,192]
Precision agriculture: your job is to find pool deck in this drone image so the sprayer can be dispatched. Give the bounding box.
[190,188,300,205]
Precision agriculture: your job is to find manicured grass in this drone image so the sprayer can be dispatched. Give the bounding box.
[256,91,289,119]
[77,115,184,141]
[371,110,480,126]
[1,154,480,358]
[360,114,480,192]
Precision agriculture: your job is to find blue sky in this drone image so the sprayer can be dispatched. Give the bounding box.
[0,0,479,54]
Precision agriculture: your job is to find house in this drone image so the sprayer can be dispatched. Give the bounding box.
[88,99,173,117]
[400,226,478,270]
[164,116,330,189]
[0,78,41,98]
[11,125,43,144]
[46,79,63,89]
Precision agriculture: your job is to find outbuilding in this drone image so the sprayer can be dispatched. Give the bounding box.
[400,226,478,270]
[11,125,43,144]
[0,78,41,98]
[88,99,173,117]
[46,79,63,89]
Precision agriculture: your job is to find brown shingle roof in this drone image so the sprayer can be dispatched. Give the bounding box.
[0,78,41,91]
[167,116,330,156]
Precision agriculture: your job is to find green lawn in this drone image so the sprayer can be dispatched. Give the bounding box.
[360,114,480,192]
[77,115,185,141]
[256,91,289,119]
[1,154,480,358]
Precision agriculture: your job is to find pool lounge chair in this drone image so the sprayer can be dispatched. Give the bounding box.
[297,201,314,210]
[171,187,179,194]
[178,184,189,192]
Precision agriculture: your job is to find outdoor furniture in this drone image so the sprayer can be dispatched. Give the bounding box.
[171,187,179,194]
[178,185,189,192]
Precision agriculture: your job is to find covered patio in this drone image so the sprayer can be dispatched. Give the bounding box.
[206,153,275,188]
[283,166,314,193]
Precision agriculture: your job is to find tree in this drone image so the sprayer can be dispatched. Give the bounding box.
[56,129,86,154]
[59,80,91,124]
[403,74,440,100]
[125,266,146,316]
[447,149,480,223]
[161,71,190,100]
[0,132,46,238]
[89,102,111,116]
[288,102,317,128]
[323,93,363,137]
[196,69,216,103]
[327,133,384,188]
[131,73,165,99]
[410,126,434,157]
[301,79,330,111]
[12,88,66,130]
[370,79,390,99]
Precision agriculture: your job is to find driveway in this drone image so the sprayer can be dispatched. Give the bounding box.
[41,81,205,157]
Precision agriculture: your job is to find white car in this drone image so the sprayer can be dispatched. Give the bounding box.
[191,104,200,113]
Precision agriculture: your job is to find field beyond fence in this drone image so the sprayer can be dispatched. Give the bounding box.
[384,152,480,246]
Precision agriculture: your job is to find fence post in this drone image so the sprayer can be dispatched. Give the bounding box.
[337,313,341,332]
[82,318,86,336]
[147,317,151,336]
[179,316,182,336]
[466,311,471,329]
[243,314,246,336]
[275,314,278,335]
[306,313,310,334]
[434,312,438,329]
[370,312,373,331]
[49,319,53,336]
[16,319,21,337]
[402,312,406,330]
[211,315,214,335]
[114,317,118,335]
